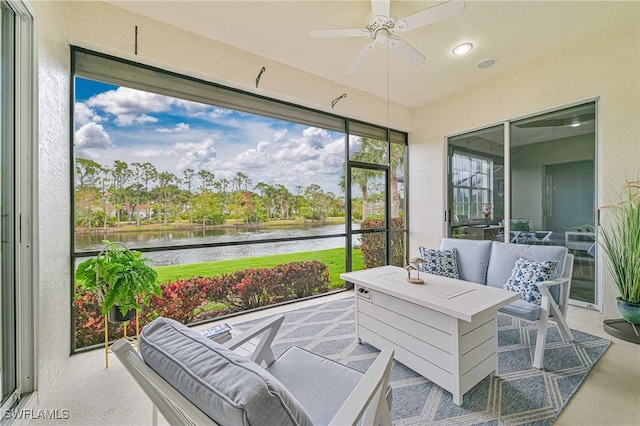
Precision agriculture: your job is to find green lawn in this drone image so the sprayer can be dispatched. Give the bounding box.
[155,247,364,288]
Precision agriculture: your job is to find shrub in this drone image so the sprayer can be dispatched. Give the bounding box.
[141,276,226,324]
[222,261,329,309]
[74,260,331,349]
[278,261,330,298]
[360,217,405,268]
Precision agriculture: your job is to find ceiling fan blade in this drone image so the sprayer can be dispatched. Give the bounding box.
[310,29,370,38]
[389,36,425,67]
[397,0,465,32]
[371,0,390,17]
[347,42,376,74]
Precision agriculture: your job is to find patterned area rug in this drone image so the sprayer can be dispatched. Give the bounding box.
[236,297,610,425]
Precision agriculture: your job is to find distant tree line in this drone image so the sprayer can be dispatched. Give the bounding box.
[74,138,404,230]
[75,158,344,230]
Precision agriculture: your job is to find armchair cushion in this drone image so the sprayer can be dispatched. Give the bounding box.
[498,298,542,321]
[140,317,313,426]
[418,247,459,279]
[503,256,558,305]
[266,346,392,426]
[486,242,567,304]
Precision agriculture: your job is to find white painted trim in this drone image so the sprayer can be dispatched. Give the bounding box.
[8,0,37,398]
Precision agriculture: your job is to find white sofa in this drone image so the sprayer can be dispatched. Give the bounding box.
[437,238,575,369]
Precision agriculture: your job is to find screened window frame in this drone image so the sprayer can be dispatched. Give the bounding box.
[70,47,409,351]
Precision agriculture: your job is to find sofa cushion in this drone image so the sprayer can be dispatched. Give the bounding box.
[486,242,567,304]
[140,317,313,426]
[503,256,558,304]
[418,247,459,279]
[439,238,492,284]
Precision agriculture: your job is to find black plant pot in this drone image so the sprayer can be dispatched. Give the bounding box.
[107,306,135,323]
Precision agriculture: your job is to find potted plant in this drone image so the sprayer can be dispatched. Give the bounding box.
[599,179,640,324]
[75,241,161,323]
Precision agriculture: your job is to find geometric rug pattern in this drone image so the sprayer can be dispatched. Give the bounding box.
[237,297,610,425]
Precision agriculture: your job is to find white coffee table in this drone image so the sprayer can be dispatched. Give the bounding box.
[341,265,518,406]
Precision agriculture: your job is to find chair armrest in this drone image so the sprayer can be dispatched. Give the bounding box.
[537,277,569,287]
[222,315,284,366]
[329,347,394,426]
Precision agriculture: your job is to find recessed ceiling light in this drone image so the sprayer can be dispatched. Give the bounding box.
[452,42,473,56]
[570,122,582,127]
[476,58,496,69]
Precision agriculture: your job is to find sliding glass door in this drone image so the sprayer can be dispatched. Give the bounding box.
[1,0,16,408]
[447,101,598,308]
[1,0,35,410]
[510,103,596,306]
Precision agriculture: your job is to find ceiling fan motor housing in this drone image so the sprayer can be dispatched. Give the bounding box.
[368,15,402,42]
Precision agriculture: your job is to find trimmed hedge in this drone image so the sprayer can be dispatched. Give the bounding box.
[74,260,330,349]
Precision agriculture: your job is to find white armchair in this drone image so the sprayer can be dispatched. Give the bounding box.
[113,315,394,426]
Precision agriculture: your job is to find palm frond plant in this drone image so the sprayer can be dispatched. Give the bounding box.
[599,179,640,311]
[75,240,161,320]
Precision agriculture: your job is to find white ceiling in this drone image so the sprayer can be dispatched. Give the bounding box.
[106,0,638,108]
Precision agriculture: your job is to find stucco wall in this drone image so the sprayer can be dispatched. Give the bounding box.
[409,25,640,316]
[32,0,72,399]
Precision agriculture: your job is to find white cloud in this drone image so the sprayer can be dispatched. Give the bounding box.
[302,127,331,148]
[131,149,177,158]
[155,122,190,133]
[273,128,332,162]
[86,87,175,115]
[209,108,234,119]
[273,129,288,143]
[174,138,218,171]
[173,98,212,114]
[213,127,344,191]
[115,113,159,127]
[229,142,272,170]
[75,122,111,150]
[74,102,104,126]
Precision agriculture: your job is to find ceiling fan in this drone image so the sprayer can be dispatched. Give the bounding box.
[310,0,465,74]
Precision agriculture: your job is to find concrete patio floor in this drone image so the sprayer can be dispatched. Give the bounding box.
[18,291,640,426]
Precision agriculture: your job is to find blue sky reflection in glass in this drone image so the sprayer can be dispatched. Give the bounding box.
[74,77,346,195]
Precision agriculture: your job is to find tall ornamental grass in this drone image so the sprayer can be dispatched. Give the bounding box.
[599,180,640,304]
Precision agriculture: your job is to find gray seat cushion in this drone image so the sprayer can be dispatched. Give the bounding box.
[499,298,542,321]
[140,317,313,426]
[487,242,567,304]
[266,346,393,426]
[440,238,493,284]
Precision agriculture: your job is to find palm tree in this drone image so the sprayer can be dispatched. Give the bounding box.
[346,137,404,219]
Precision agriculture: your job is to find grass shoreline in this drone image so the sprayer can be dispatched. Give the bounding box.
[76,216,347,234]
[154,247,363,288]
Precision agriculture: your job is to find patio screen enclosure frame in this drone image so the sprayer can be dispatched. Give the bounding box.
[70,47,409,352]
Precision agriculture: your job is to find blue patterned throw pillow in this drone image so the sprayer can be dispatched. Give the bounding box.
[503,256,558,305]
[418,247,459,279]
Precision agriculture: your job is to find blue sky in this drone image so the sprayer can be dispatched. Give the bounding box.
[74,77,347,195]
